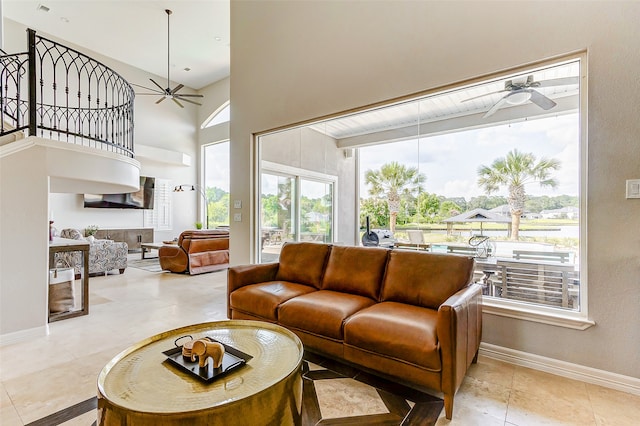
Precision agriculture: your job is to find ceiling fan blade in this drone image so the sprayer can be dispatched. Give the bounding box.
[172,97,185,108]
[483,96,509,118]
[528,89,557,110]
[170,84,184,95]
[150,78,166,93]
[461,89,507,102]
[174,93,204,98]
[174,96,202,106]
[130,82,164,94]
[532,77,580,88]
[155,96,166,104]
[176,93,204,98]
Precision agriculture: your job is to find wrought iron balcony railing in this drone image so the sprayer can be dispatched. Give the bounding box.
[1,30,134,157]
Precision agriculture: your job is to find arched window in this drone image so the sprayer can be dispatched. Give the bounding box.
[201,101,230,129]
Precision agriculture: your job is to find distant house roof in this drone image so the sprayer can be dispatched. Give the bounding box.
[489,204,511,216]
[443,208,512,223]
[540,206,579,214]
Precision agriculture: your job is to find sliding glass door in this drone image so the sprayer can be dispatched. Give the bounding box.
[260,172,335,263]
[300,179,333,244]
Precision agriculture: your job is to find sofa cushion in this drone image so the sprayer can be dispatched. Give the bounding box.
[278,290,376,340]
[321,246,388,299]
[229,281,317,321]
[380,251,475,309]
[275,242,331,289]
[60,228,85,240]
[344,302,441,370]
[180,229,229,241]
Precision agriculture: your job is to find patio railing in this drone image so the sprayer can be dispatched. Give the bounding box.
[1,29,134,157]
[476,258,579,310]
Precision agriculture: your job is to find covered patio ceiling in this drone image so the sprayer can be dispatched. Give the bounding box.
[309,60,580,149]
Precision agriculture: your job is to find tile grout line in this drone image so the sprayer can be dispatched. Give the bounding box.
[24,396,97,426]
[503,364,517,425]
[2,381,26,426]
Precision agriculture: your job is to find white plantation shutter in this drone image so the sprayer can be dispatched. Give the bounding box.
[144,178,172,231]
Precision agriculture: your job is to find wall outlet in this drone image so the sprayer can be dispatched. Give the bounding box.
[233,213,242,222]
[626,179,640,199]
[233,200,242,209]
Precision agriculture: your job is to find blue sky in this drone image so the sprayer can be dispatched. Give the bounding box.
[359,113,580,200]
[204,141,230,192]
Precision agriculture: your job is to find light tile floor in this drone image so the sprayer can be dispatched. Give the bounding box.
[1,261,638,425]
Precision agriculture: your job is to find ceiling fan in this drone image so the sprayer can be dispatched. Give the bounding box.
[462,75,579,118]
[132,9,203,108]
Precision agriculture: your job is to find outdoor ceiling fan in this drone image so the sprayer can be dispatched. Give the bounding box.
[462,75,579,118]
[132,9,203,108]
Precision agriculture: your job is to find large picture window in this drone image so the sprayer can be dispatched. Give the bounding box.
[256,53,586,324]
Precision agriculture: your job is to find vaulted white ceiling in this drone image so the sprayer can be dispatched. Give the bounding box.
[3,0,230,90]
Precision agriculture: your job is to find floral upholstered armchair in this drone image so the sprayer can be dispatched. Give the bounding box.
[55,229,128,276]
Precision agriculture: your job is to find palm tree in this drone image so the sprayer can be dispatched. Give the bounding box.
[477,149,560,240]
[365,162,425,233]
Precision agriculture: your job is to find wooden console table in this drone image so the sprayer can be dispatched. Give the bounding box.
[94,228,153,252]
[48,237,89,322]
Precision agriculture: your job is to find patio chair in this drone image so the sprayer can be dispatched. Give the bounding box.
[406,230,427,250]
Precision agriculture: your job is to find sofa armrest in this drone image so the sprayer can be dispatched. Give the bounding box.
[437,283,483,398]
[227,263,280,318]
[159,245,188,273]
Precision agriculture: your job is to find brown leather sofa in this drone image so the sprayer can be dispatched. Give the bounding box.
[227,242,482,419]
[159,229,229,274]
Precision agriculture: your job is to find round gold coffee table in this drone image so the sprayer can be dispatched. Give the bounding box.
[97,320,304,425]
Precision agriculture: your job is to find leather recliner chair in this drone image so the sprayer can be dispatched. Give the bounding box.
[159,229,229,274]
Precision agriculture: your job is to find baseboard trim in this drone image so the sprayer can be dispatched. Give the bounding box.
[479,342,640,396]
[0,325,48,346]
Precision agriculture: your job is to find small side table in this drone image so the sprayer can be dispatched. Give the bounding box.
[140,242,171,259]
[48,237,89,322]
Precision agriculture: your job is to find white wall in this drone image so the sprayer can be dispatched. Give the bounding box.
[0,0,4,49]
[230,1,640,378]
[0,145,49,336]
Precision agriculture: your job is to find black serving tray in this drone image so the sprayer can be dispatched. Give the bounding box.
[162,337,253,383]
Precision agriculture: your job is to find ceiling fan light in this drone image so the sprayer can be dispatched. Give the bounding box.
[505,91,532,105]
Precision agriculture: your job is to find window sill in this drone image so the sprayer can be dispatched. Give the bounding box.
[482,298,595,330]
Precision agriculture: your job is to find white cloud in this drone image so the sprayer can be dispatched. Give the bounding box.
[442,179,480,200]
